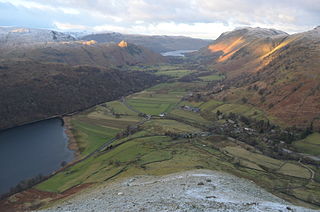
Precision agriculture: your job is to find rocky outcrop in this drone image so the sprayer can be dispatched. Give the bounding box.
[38,170,317,212]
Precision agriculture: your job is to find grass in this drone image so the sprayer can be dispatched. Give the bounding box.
[148,82,206,92]
[293,133,320,156]
[127,64,182,72]
[179,101,204,107]
[32,81,320,209]
[36,135,173,192]
[223,146,283,170]
[71,119,120,156]
[155,69,195,78]
[200,100,224,111]
[143,119,201,134]
[277,163,310,179]
[69,100,142,157]
[107,101,138,116]
[126,90,185,115]
[200,100,270,121]
[126,99,175,115]
[169,109,211,125]
[199,74,224,81]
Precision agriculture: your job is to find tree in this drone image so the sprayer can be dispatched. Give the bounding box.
[241,97,248,103]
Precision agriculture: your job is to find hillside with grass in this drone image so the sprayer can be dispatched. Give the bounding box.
[192,27,320,130]
[1,27,320,212]
[2,77,319,211]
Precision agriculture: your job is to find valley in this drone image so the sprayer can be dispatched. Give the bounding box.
[1,61,319,211]
[0,26,320,212]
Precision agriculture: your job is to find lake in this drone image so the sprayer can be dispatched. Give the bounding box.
[0,118,74,196]
[161,50,197,57]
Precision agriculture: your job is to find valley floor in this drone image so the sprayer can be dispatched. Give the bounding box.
[1,64,320,211]
[38,169,317,212]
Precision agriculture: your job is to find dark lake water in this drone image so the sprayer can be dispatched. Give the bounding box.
[161,50,197,57]
[0,118,74,195]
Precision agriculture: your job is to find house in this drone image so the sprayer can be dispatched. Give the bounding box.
[159,113,166,117]
[180,105,201,113]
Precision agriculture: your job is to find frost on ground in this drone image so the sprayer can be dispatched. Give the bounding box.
[38,169,318,212]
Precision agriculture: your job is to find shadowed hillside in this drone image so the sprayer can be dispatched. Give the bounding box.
[0,41,166,67]
[0,60,166,130]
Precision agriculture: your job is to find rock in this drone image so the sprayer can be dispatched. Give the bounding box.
[118,40,128,48]
[197,182,204,185]
[117,192,124,195]
[205,196,216,199]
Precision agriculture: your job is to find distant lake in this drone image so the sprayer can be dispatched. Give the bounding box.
[0,118,74,196]
[161,50,197,57]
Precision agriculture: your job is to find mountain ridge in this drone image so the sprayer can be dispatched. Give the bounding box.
[193,27,320,129]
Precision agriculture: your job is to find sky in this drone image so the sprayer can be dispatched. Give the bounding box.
[0,0,319,39]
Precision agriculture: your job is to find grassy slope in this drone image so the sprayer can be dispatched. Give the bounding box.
[293,133,320,156]
[199,74,224,81]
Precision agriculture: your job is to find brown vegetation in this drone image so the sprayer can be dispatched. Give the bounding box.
[0,60,166,130]
[194,27,320,129]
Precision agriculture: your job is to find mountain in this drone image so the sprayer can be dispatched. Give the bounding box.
[0,27,212,53]
[194,27,288,67]
[0,40,166,67]
[193,27,320,130]
[80,32,213,53]
[0,60,166,130]
[0,27,75,47]
[0,29,167,130]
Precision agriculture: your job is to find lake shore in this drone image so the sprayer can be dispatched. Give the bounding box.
[63,117,80,160]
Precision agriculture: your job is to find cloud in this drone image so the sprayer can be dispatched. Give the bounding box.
[92,22,233,39]
[53,22,88,31]
[0,0,319,38]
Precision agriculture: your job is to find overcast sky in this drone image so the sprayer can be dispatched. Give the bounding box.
[0,0,319,39]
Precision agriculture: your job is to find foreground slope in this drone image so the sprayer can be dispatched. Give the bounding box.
[2,78,319,211]
[194,27,320,129]
[39,170,317,212]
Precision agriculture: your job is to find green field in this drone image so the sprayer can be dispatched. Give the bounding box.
[155,69,196,78]
[200,100,224,111]
[31,82,320,209]
[169,109,211,125]
[199,74,224,81]
[107,101,138,116]
[293,133,320,156]
[200,100,270,121]
[143,119,201,134]
[126,87,186,115]
[36,135,172,192]
[71,119,120,156]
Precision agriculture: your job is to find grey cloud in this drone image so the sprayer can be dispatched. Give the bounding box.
[0,0,319,38]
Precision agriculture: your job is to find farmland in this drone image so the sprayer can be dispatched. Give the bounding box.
[199,74,224,81]
[293,133,320,156]
[4,65,320,210]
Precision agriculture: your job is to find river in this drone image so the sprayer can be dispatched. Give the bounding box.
[0,118,74,196]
